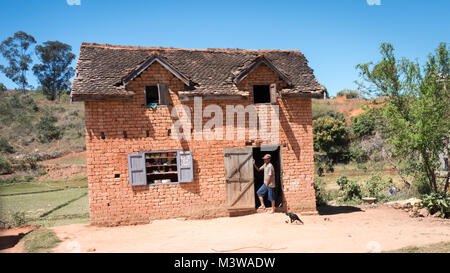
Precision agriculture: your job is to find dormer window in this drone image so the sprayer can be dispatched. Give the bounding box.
[253,84,277,104]
[145,84,170,106]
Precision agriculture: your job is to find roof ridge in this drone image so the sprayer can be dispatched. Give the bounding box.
[80,42,302,54]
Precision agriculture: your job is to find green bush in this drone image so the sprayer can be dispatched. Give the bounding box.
[0,157,12,174]
[336,175,362,202]
[11,211,27,227]
[36,114,62,143]
[314,177,331,206]
[337,89,361,99]
[363,173,393,199]
[422,192,450,218]
[314,154,334,176]
[349,141,369,163]
[413,175,432,195]
[0,137,15,153]
[313,116,349,154]
[351,108,379,138]
[356,163,368,171]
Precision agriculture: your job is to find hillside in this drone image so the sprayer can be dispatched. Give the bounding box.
[0,91,85,176]
[312,95,385,123]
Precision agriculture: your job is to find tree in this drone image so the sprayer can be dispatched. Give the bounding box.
[356,42,449,193]
[337,89,361,99]
[33,41,75,100]
[0,83,6,92]
[351,107,381,138]
[313,115,349,155]
[0,31,36,93]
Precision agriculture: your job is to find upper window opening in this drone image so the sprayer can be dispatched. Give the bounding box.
[145,84,170,106]
[253,85,271,104]
[145,86,159,105]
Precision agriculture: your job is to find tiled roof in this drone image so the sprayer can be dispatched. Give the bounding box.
[71,43,324,100]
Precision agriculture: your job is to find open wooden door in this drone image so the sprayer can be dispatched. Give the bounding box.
[224,147,255,210]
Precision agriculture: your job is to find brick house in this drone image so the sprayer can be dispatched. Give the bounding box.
[71,43,324,226]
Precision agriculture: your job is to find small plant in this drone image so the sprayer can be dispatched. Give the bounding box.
[421,192,449,218]
[36,114,62,143]
[314,177,331,206]
[363,173,393,199]
[314,154,334,176]
[23,175,33,182]
[349,141,369,163]
[336,175,362,202]
[0,137,15,154]
[356,163,368,171]
[11,211,27,227]
[0,157,13,174]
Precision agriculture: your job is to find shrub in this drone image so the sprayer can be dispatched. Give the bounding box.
[36,114,62,143]
[363,173,393,199]
[336,175,362,202]
[337,89,361,99]
[314,177,331,206]
[0,83,6,91]
[413,175,432,195]
[313,116,349,154]
[0,157,12,174]
[314,154,334,176]
[356,163,368,171]
[11,211,27,227]
[422,192,450,218]
[0,137,15,154]
[349,141,369,163]
[351,108,380,138]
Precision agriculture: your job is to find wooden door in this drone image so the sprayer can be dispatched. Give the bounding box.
[224,147,255,210]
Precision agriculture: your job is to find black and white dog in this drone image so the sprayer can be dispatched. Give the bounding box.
[285,212,304,225]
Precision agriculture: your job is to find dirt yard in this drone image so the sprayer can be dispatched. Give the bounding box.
[40,206,449,253]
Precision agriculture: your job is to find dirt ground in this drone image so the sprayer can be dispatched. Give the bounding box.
[0,226,38,253]
[36,206,448,253]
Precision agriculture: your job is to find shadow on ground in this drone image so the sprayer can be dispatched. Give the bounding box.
[0,229,34,250]
[317,205,364,215]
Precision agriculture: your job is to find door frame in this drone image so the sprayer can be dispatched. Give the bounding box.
[253,144,283,208]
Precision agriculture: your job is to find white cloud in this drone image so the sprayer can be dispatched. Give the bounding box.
[366,0,381,5]
[67,0,81,6]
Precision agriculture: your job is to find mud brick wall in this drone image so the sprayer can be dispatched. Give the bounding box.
[84,62,316,226]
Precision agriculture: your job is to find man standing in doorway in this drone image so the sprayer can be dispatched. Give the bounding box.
[253,154,276,214]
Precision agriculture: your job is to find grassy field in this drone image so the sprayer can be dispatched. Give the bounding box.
[22,228,62,253]
[0,177,89,227]
[318,162,403,191]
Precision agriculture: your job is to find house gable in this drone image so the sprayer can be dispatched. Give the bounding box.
[233,55,292,86]
[121,54,193,87]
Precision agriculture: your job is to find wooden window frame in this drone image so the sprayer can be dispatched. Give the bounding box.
[144,84,170,107]
[128,149,194,186]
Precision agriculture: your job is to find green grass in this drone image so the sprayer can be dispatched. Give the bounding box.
[0,177,89,227]
[385,242,450,253]
[315,161,418,205]
[22,228,61,253]
[317,162,403,191]
[0,177,87,196]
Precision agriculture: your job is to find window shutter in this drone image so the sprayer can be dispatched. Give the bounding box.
[270,83,277,104]
[127,153,147,186]
[157,84,170,105]
[177,150,194,183]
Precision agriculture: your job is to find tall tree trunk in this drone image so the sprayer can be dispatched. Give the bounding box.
[422,151,438,192]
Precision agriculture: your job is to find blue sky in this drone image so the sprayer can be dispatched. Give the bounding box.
[0,0,449,96]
